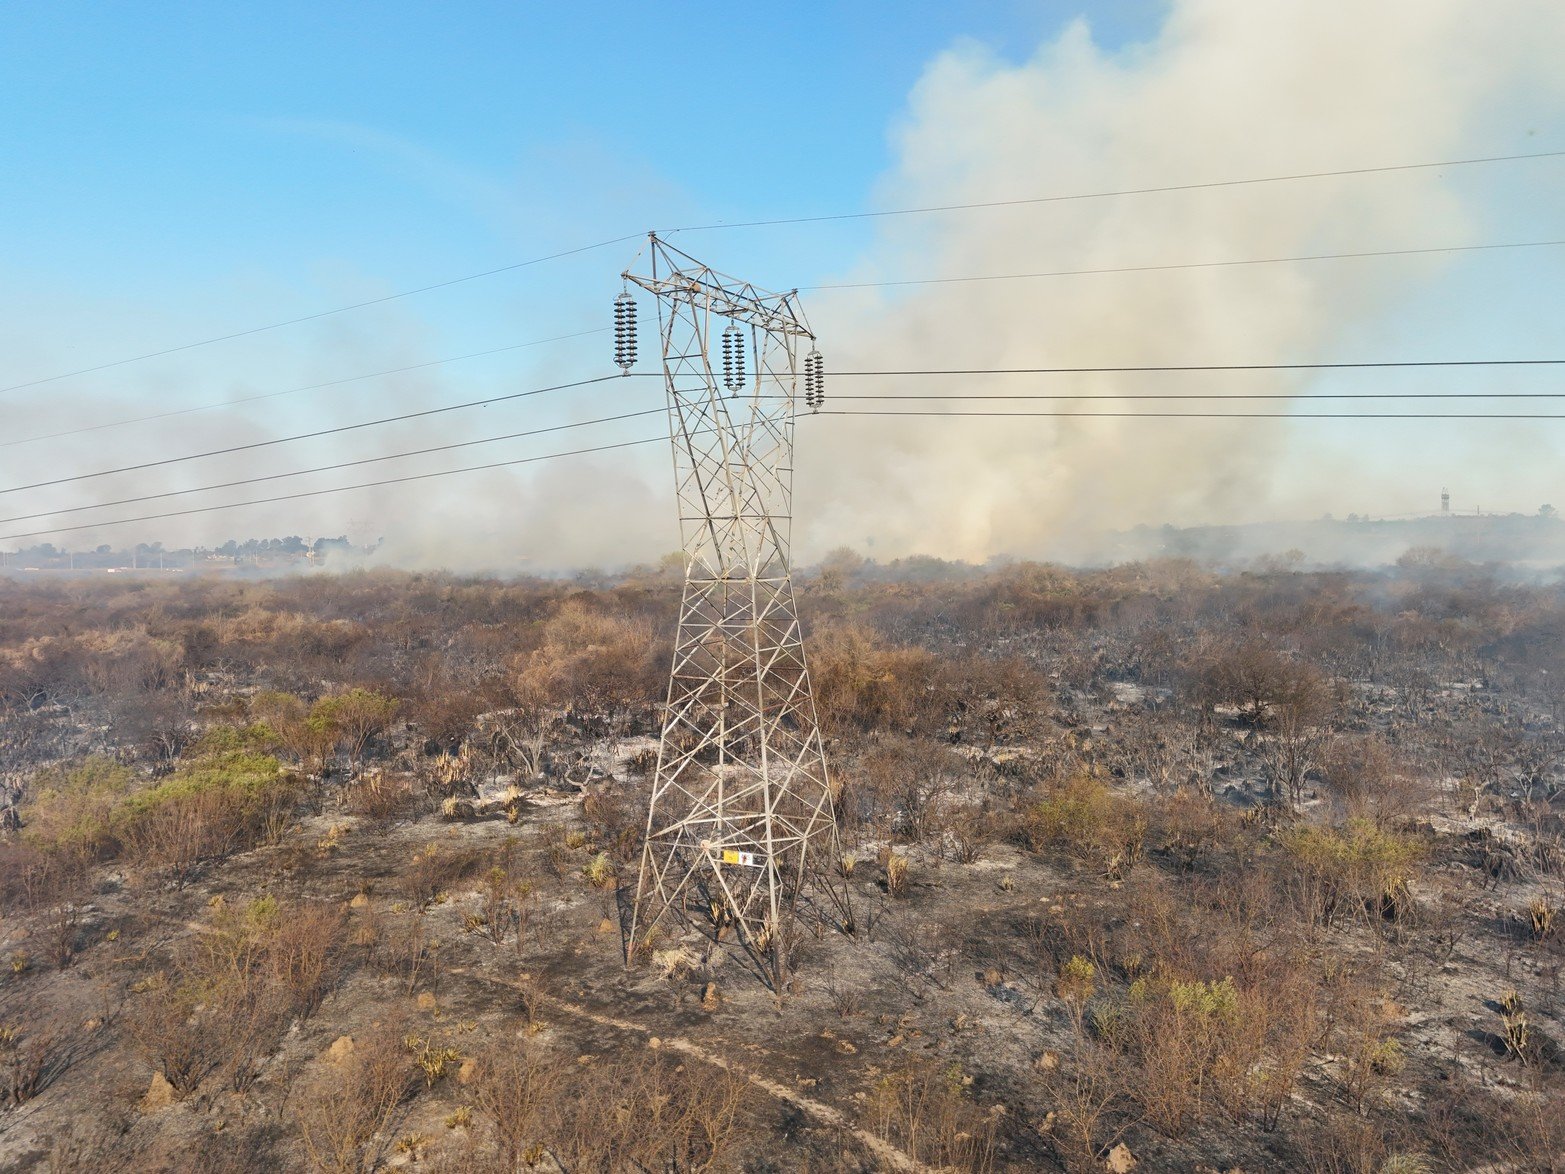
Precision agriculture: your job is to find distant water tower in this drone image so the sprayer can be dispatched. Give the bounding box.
[1441,487,1450,515]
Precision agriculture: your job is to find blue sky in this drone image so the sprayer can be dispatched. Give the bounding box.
[2,2,1157,293]
[2,1,1563,566]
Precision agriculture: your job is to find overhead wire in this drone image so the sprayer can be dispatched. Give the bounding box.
[670,148,1565,232]
[828,359,1565,375]
[824,392,1565,401]
[811,356,1565,398]
[13,356,1565,520]
[0,435,671,544]
[0,373,626,496]
[800,238,1565,290]
[20,353,1561,500]
[11,400,1565,543]
[11,392,1565,544]
[0,407,670,527]
[813,409,1565,420]
[0,236,645,395]
[6,146,1562,395]
[0,328,609,450]
[15,254,1563,449]
[5,140,1563,541]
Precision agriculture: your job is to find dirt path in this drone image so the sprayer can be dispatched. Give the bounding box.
[447,965,933,1174]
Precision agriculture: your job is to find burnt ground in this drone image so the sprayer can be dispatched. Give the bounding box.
[8,562,1565,1169]
[1,759,1560,1173]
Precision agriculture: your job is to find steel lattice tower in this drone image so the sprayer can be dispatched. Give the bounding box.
[623,235,850,988]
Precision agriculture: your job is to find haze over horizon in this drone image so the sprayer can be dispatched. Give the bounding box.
[4,0,1565,572]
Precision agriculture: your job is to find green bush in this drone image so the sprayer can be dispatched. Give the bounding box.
[19,757,140,857]
[1278,819,1423,926]
[16,741,300,887]
[117,749,286,815]
[116,749,300,882]
[1021,775,1146,876]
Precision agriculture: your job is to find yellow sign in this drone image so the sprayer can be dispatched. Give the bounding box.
[719,849,762,868]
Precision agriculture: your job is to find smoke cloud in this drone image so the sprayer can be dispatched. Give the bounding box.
[8,1,1565,572]
[793,0,1565,564]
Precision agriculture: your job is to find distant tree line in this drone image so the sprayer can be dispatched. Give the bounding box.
[0,535,359,569]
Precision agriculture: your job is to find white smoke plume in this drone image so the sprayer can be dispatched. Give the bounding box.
[7,1,1565,572]
[793,0,1565,564]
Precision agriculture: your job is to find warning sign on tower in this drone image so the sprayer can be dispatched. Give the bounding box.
[719,849,763,868]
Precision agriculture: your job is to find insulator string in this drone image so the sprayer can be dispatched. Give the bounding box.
[721,323,746,395]
[613,292,638,373]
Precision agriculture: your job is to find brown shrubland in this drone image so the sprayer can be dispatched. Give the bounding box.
[289,1018,418,1174]
[6,558,1565,1168]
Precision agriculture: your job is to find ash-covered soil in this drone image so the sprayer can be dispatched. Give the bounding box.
[5,560,1565,1170]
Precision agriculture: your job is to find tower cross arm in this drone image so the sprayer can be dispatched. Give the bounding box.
[625,271,815,338]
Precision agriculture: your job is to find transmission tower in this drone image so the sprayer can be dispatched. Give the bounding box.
[620,234,849,989]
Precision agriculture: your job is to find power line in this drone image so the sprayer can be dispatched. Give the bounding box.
[7,147,1561,395]
[15,359,1562,507]
[672,148,1565,232]
[21,348,1552,464]
[0,373,625,497]
[0,407,668,527]
[825,392,1565,401]
[14,353,1559,502]
[9,399,1564,545]
[0,236,644,396]
[0,435,669,544]
[16,261,1561,448]
[815,409,1565,420]
[828,359,1565,375]
[802,239,1565,290]
[0,328,608,451]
